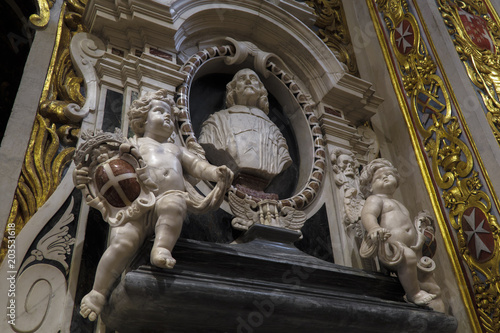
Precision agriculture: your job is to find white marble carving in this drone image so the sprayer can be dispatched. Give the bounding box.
[229,189,306,233]
[73,89,233,321]
[224,37,291,79]
[0,164,80,333]
[178,42,326,211]
[12,265,68,332]
[73,128,157,227]
[199,68,292,187]
[18,198,76,275]
[357,125,380,163]
[359,158,444,312]
[331,147,364,238]
[70,32,106,120]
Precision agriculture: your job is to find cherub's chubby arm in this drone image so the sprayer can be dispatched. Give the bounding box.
[180,147,233,184]
[361,195,391,242]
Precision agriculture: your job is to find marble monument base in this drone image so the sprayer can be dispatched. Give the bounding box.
[101,225,457,333]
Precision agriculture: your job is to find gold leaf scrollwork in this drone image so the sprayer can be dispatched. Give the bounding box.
[439,0,500,146]
[1,114,75,260]
[443,172,490,225]
[375,0,500,331]
[30,0,54,29]
[30,0,86,29]
[40,3,86,130]
[1,1,87,262]
[306,0,359,76]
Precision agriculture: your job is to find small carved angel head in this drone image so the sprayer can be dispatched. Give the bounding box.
[331,148,359,178]
[225,68,269,114]
[94,146,111,164]
[360,158,400,197]
[128,89,177,137]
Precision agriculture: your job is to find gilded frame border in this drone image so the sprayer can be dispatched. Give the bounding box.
[367,0,500,331]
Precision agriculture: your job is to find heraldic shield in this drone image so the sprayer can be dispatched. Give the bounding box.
[73,129,156,227]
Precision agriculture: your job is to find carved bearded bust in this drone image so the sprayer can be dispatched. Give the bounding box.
[199,69,292,191]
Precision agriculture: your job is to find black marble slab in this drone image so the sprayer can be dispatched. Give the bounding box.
[101,225,457,333]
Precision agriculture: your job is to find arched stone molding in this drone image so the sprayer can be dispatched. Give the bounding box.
[170,0,382,124]
[83,0,381,125]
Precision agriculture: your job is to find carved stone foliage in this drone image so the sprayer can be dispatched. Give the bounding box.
[19,195,77,276]
[370,0,500,330]
[30,0,54,29]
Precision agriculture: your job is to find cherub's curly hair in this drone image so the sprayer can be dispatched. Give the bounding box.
[360,158,400,197]
[225,69,269,114]
[128,89,176,136]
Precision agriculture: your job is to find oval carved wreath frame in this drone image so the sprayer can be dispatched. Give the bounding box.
[175,43,326,211]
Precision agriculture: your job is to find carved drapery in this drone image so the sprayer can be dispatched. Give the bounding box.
[1,1,87,262]
[369,0,500,331]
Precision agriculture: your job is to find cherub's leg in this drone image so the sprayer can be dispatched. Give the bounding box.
[80,219,147,321]
[150,194,187,269]
[397,247,436,306]
[418,271,445,312]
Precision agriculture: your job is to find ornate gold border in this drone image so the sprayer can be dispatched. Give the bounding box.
[306,0,359,76]
[366,0,500,331]
[438,0,500,146]
[0,1,87,262]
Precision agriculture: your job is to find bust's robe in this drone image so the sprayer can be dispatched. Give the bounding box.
[199,105,291,182]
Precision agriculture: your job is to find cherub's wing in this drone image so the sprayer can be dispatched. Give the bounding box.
[228,191,260,230]
[279,206,306,231]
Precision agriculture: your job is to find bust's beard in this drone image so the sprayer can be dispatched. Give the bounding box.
[235,91,260,107]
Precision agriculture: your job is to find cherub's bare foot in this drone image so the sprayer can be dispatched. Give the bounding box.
[150,247,176,268]
[80,290,106,321]
[406,290,436,306]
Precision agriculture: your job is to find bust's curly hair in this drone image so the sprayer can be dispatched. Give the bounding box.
[359,158,400,197]
[225,69,269,114]
[128,89,176,136]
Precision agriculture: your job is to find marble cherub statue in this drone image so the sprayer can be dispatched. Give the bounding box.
[359,158,443,310]
[73,89,233,321]
[199,68,292,195]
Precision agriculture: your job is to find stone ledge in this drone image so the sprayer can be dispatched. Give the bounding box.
[101,225,457,333]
